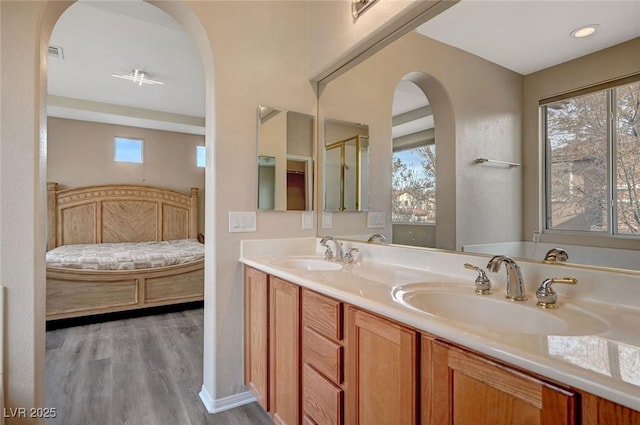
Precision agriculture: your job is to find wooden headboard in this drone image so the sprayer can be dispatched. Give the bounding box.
[47,182,199,250]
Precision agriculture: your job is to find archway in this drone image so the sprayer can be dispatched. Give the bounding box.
[392,71,456,250]
[36,0,217,412]
[391,78,436,247]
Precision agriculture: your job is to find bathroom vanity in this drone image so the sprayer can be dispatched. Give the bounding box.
[240,237,640,425]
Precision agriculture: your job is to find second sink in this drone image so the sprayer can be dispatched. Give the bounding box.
[275,257,343,271]
[392,282,608,336]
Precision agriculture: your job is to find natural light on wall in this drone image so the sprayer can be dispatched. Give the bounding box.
[114,137,143,163]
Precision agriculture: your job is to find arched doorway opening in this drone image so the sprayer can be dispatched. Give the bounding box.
[390,71,456,250]
[391,78,436,247]
[36,0,218,413]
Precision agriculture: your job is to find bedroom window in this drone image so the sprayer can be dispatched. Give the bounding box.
[114,137,143,163]
[543,79,640,236]
[196,145,206,168]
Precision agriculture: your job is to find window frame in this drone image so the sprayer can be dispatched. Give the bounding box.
[541,77,640,239]
[196,145,206,168]
[113,136,144,164]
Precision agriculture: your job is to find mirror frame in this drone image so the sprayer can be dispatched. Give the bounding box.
[313,4,640,275]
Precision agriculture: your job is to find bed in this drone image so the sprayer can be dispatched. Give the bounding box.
[46,182,204,320]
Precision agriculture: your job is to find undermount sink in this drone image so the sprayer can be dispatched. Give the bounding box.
[392,283,608,336]
[276,257,343,271]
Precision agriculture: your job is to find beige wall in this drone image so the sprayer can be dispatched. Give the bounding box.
[47,118,206,232]
[0,2,69,422]
[522,37,640,249]
[307,0,453,81]
[0,0,320,416]
[319,31,523,250]
[0,0,479,417]
[169,0,319,401]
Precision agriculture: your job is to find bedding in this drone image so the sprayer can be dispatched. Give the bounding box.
[46,238,204,271]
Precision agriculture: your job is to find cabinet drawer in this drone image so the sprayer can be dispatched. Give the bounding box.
[302,289,342,341]
[303,364,343,425]
[303,327,343,384]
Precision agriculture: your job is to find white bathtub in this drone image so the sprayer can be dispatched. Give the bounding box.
[462,241,640,271]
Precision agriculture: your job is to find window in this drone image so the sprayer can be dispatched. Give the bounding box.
[196,145,206,168]
[114,137,143,163]
[544,80,640,235]
[392,144,436,224]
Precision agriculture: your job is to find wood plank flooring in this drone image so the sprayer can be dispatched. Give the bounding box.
[46,308,274,425]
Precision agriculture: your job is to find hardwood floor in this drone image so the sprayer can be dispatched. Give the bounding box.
[46,308,274,425]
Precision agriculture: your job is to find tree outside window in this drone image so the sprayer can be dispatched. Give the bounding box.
[545,80,640,235]
[392,145,436,224]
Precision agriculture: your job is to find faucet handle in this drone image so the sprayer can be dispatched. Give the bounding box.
[464,263,492,295]
[543,248,569,264]
[536,277,577,309]
[367,233,386,244]
[343,248,359,265]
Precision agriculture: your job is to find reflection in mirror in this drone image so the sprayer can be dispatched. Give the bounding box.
[323,119,369,211]
[316,2,640,274]
[257,156,276,209]
[391,79,436,248]
[257,106,314,211]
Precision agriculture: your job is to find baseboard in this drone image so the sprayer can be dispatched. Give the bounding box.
[199,387,256,414]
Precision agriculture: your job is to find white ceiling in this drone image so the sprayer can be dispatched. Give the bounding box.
[48,0,205,134]
[392,80,433,139]
[393,0,640,144]
[417,0,640,75]
[48,1,639,137]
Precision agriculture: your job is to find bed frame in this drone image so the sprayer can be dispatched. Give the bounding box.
[46,182,204,321]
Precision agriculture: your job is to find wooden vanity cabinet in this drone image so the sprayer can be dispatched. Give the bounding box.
[582,393,640,425]
[243,266,302,425]
[423,336,578,425]
[244,266,639,425]
[243,266,270,410]
[301,289,344,425]
[270,277,301,425]
[345,306,419,425]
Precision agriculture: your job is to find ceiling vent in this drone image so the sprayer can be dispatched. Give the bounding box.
[48,45,64,60]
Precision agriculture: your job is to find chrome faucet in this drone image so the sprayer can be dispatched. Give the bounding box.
[320,236,343,262]
[535,277,577,309]
[486,255,527,301]
[543,248,569,264]
[367,233,387,244]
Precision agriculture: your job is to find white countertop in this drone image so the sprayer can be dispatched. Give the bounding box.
[240,237,640,411]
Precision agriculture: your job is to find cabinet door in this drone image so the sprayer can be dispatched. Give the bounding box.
[582,392,640,425]
[427,340,577,425]
[243,266,269,410]
[345,306,418,425]
[270,277,300,425]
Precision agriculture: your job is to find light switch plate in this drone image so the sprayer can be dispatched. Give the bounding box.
[229,211,257,233]
[367,211,386,229]
[302,211,313,230]
[322,211,333,229]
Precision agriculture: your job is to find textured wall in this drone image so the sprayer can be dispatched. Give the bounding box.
[48,118,206,232]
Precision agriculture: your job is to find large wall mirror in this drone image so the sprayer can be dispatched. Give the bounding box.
[257,106,314,211]
[323,119,369,211]
[316,2,640,273]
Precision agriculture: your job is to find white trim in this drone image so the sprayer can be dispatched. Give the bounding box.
[48,105,205,136]
[199,387,256,414]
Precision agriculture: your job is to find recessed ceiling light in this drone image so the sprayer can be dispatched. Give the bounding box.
[570,24,599,38]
